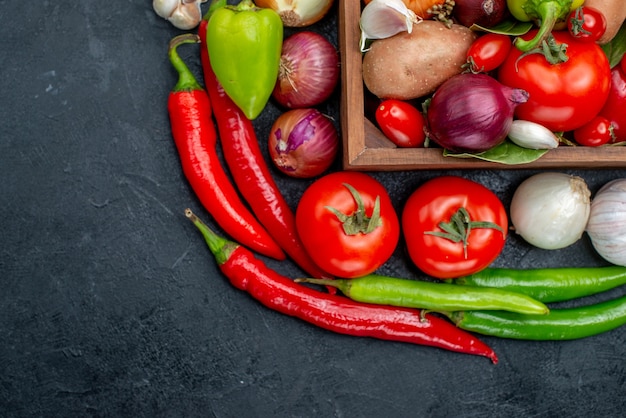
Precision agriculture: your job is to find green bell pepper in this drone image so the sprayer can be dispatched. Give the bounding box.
[206,0,283,120]
[507,0,584,52]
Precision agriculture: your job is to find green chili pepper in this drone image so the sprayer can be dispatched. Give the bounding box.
[507,0,584,51]
[451,266,626,303]
[296,274,549,315]
[206,0,283,120]
[445,294,626,340]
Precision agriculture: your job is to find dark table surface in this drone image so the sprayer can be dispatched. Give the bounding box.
[2,1,625,417]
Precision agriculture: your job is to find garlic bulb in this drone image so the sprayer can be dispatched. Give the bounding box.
[360,0,420,52]
[510,172,591,250]
[507,120,560,150]
[153,0,207,30]
[586,179,626,266]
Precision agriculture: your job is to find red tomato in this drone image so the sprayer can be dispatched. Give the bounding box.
[598,65,626,143]
[498,30,611,132]
[402,176,507,279]
[621,54,626,75]
[573,116,613,146]
[466,33,512,73]
[296,171,400,278]
[567,6,607,43]
[375,99,426,148]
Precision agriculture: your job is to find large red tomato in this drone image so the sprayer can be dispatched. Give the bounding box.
[498,30,611,132]
[402,176,508,279]
[296,172,400,278]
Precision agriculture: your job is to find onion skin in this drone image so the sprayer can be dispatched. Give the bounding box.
[254,0,334,27]
[426,73,529,153]
[510,173,591,250]
[453,0,508,28]
[268,109,339,178]
[587,179,626,266]
[272,31,340,109]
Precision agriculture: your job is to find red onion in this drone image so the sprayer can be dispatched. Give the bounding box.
[426,73,529,153]
[268,108,339,178]
[272,31,340,109]
[453,0,508,28]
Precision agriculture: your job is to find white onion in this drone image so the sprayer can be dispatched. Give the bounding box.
[586,179,626,266]
[510,172,591,250]
[254,0,334,27]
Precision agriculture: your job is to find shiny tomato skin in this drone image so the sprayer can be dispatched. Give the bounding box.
[498,30,611,132]
[598,65,626,143]
[466,33,512,73]
[573,116,613,146]
[296,171,400,278]
[375,99,426,148]
[567,6,607,43]
[402,176,508,279]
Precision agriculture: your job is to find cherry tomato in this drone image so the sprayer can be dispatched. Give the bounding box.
[498,30,611,132]
[567,6,607,43]
[598,65,626,143]
[573,116,613,146]
[296,171,400,278]
[402,176,507,279]
[466,33,512,73]
[621,54,626,75]
[375,99,426,148]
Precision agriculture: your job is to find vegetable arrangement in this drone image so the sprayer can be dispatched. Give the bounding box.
[154,0,626,363]
[360,0,626,160]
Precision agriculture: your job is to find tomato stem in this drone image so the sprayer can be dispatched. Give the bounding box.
[325,183,382,235]
[425,207,504,258]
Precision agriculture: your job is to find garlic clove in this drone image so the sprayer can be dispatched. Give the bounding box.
[359,0,420,52]
[153,0,207,30]
[168,0,204,30]
[153,0,179,19]
[586,179,626,266]
[507,119,560,150]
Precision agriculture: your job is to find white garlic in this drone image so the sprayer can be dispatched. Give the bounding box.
[153,0,207,30]
[586,179,626,266]
[507,119,560,150]
[359,0,420,52]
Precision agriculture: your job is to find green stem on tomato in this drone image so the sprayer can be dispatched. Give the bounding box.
[325,183,382,235]
[425,207,504,259]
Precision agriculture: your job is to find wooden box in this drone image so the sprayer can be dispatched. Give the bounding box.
[338,0,626,171]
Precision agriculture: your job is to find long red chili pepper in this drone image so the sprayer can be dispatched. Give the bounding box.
[167,34,285,261]
[186,208,499,364]
[198,16,329,279]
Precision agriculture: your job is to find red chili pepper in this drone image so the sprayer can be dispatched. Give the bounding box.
[185,208,499,364]
[167,34,285,261]
[198,16,329,279]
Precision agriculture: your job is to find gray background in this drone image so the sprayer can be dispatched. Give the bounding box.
[1,1,624,417]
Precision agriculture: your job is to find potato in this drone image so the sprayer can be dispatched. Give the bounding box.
[362,21,477,100]
[583,0,626,44]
